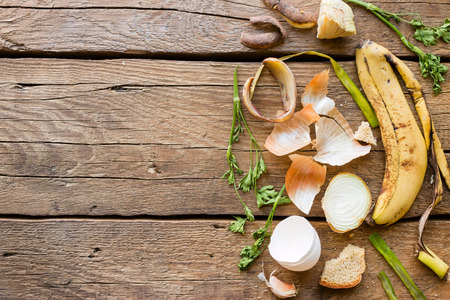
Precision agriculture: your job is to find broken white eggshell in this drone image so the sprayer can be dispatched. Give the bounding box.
[268,216,321,272]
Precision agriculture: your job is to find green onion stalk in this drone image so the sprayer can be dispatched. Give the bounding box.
[378,271,398,300]
[369,233,426,300]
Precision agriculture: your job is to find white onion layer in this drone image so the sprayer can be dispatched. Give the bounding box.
[322,173,371,233]
[314,108,371,166]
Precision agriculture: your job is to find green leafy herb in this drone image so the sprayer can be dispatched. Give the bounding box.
[229,216,247,234]
[223,66,291,271]
[238,185,286,271]
[223,66,291,237]
[412,18,450,46]
[223,66,255,228]
[344,0,448,94]
[256,185,291,208]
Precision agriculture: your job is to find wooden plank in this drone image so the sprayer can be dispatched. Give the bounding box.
[0,146,449,217]
[3,0,447,8]
[0,58,448,216]
[0,59,448,147]
[0,1,448,57]
[0,219,448,298]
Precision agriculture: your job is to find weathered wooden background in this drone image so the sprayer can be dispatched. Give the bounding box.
[0,0,448,299]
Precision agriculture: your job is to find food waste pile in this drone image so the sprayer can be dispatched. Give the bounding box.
[224,0,450,298]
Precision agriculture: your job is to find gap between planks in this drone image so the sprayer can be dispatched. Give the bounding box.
[0,214,448,222]
[0,51,439,62]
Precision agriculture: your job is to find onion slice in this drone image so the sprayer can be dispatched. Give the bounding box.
[257,268,298,299]
[242,58,297,122]
[264,104,320,156]
[301,69,336,115]
[322,173,371,233]
[285,155,327,214]
[314,107,371,166]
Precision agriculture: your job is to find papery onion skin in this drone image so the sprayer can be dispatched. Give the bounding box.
[286,155,327,214]
[268,272,298,298]
[265,104,320,156]
[258,269,298,299]
[322,173,371,233]
[314,108,371,166]
[242,58,297,122]
[301,69,336,115]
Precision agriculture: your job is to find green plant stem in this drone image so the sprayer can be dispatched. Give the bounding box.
[226,66,253,221]
[265,184,285,230]
[369,233,426,300]
[370,11,423,57]
[277,51,379,127]
[237,184,286,271]
[417,244,449,280]
[344,0,419,23]
[378,271,398,300]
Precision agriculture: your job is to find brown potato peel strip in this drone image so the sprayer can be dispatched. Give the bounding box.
[263,0,316,29]
[241,15,287,49]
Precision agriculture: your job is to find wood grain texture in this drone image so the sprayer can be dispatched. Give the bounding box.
[0,0,448,57]
[0,58,449,217]
[0,219,448,299]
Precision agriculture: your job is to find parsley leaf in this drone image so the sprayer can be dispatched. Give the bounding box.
[238,233,266,271]
[244,206,255,222]
[229,216,247,234]
[238,168,253,192]
[256,185,291,208]
[412,18,450,47]
[419,52,448,94]
[437,19,450,42]
[238,185,287,271]
[414,27,437,47]
[223,66,256,230]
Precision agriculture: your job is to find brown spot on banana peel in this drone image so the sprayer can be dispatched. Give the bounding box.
[357,41,427,225]
[356,46,399,223]
[262,0,316,29]
[240,15,287,49]
[385,49,450,188]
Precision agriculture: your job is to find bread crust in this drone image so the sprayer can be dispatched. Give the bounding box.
[319,245,366,289]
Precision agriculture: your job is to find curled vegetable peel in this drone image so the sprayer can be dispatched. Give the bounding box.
[242,57,297,122]
[302,70,371,166]
[241,16,287,49]
[263,0,316,29]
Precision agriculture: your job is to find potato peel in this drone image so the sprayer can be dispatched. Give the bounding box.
[241,15,287,49]
[263,0,316,29]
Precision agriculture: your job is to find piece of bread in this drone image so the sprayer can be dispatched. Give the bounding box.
[354,121,377,146]
[319,244,365,289]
